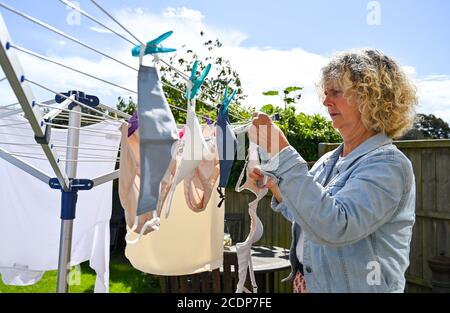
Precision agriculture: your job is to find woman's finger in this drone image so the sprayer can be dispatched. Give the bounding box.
[248,124,258,144]
[252,112,272,127]
[265,178,276,189]
[249,171,262,180]
[253,167,263,176]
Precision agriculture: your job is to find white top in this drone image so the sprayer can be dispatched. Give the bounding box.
[0,116,121,293]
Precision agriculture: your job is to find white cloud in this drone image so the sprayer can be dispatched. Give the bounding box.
[112,6,247,50]
[2,6,450,125]
[221,46,328,115]
[415,75,450,122]
[163,7,205,21]
[402,66,416,77]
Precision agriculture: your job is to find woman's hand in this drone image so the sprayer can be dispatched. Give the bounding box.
[249,167,283,203]
[248,112,290,157]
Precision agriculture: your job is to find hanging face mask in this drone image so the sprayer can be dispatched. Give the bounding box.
[216,107,238,188]
[136,65,178,216]
[158,98,209,219]
[183,124,220,212]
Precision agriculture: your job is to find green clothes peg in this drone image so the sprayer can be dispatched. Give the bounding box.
[186,60,211,100]
[131,31,176,57]
[220,85,237,114]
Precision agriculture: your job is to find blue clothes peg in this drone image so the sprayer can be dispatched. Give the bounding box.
[186,60,211,100]
[220,85,237,114]
[131,31,177,57]
[55,90,99,109]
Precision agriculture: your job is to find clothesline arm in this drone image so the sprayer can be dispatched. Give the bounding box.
[0,146,52,184]
[92,169,120,187]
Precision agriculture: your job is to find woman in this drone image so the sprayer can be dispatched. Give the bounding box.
[249,48,418,293]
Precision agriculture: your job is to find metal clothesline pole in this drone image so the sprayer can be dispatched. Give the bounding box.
[56,104,81,293]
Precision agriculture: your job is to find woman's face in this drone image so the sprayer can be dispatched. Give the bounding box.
[322,82,362,134]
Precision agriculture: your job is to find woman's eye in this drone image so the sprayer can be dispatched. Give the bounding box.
[325,89,343,97]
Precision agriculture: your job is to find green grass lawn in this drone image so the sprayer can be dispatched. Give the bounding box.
[0,252,161,293]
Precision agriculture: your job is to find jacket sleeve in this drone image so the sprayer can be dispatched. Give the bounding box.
[261,146,408,247]
[271,196,295,222]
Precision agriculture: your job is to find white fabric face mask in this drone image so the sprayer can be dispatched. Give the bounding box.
[183,125,220,213]
[160,99,209,219]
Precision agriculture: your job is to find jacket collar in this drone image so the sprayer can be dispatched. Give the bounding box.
[325,132,392,173]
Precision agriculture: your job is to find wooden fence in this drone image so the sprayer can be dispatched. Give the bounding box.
[224,139,450,293]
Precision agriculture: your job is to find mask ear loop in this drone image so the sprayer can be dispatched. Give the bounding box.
[125,213,161,245]
[235,153,250,193]
[153,51,160,65]
[186,80,193,109]
[139,43,147,66]
[147,47,164,227]
[235,141,262,194]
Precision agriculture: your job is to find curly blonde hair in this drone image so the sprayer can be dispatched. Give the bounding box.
[320,49,418,138]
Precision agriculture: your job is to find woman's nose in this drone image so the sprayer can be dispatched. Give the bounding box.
[323,96,332,107]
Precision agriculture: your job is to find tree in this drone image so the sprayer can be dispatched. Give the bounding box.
[401,113,450,140]
[116,96,136,116]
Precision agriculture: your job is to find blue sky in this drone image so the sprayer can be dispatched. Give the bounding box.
[147,0,450,76]
[1,0,450,121]
[4,0,449,75]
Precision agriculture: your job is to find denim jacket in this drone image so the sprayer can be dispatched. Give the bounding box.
[260,133,416,293]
